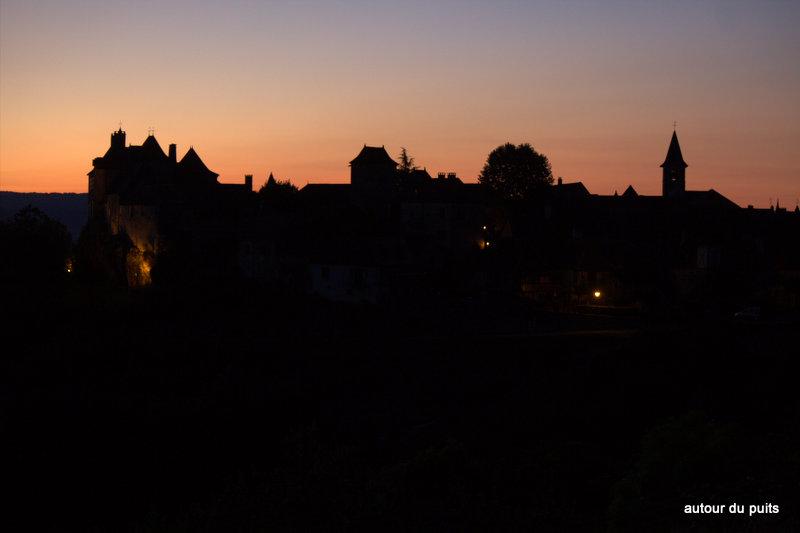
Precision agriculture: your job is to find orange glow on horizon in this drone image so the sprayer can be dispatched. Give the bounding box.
[1,2,798,208]
[2,126,795,209]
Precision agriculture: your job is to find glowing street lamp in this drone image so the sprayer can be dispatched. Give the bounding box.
[593,290,601,299]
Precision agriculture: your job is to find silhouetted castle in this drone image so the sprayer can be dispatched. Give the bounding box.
[88,128,253,284]
[86,128,798,311]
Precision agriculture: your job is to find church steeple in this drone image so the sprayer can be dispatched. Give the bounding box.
[661,130,687,197]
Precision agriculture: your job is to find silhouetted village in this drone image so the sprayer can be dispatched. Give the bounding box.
[3,129,800,531]
[85,127,799,314]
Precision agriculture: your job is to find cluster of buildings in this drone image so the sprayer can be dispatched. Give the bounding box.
[87,129,799,312]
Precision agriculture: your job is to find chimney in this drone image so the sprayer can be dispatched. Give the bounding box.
[244,174,253,191]
[168,144,177,162]
[557,177,563,186]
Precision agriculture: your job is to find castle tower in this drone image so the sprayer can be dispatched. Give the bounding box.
[661,130,687,197]
[111,127,126,151]
[349,145,398,188]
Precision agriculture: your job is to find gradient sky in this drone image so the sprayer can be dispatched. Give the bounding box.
[1,0,798,207]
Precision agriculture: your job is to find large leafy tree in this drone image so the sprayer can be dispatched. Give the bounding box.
[478,143,553,199]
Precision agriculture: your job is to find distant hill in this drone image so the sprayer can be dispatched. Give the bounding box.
[0,192,88,239]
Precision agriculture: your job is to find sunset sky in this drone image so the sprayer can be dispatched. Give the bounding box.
[1,0,798,207]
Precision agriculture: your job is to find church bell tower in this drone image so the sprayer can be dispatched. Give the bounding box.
[661,130,687,197]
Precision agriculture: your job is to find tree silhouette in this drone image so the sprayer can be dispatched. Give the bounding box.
[478,143,553,200]
[73,218,124,283]
[0,205,71,281]
[397,147,417,175]
[258,172,298,195]
[258,172,298,210]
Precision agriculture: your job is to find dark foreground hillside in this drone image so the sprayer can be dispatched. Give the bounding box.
[0,192,87,239]
[3,281,798,531]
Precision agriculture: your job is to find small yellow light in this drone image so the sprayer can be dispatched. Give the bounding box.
[482,225,487,230]
[485,241,491,247]
[593,290,601,298]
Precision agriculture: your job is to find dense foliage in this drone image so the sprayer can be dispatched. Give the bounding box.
[0,206,71,281]
[479,142,553,200]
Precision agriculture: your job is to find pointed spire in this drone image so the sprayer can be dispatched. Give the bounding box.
[177,146,219,181]
[141,134,166,159]
[661,131,688,168]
